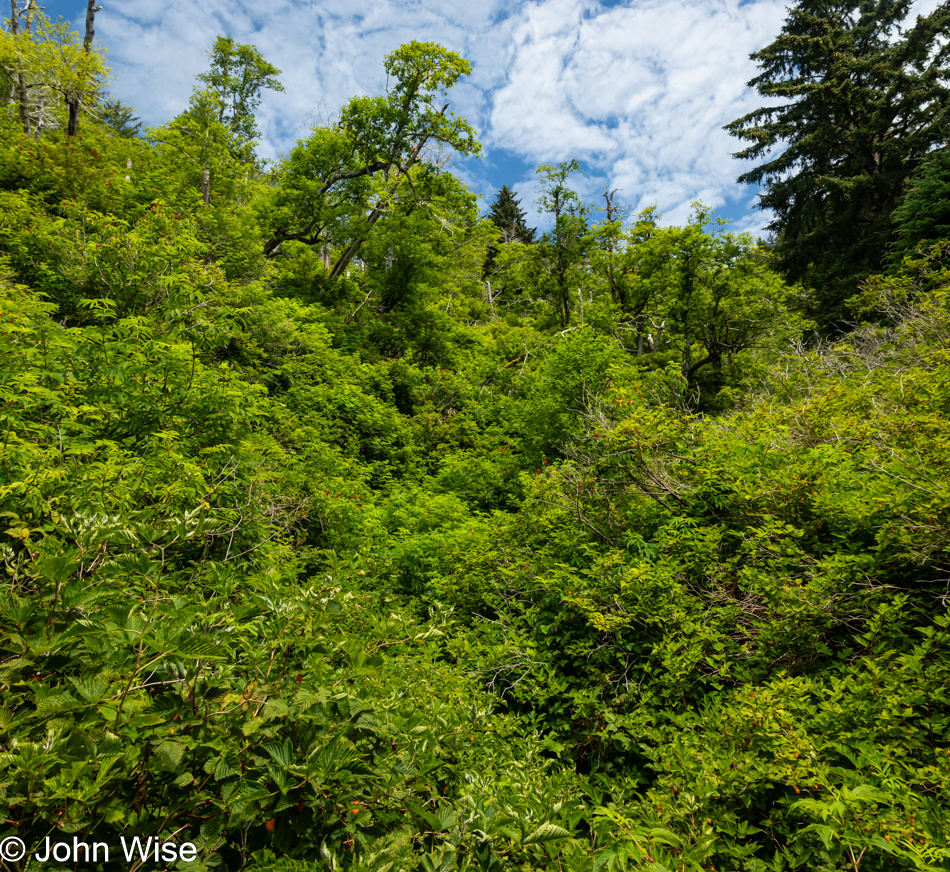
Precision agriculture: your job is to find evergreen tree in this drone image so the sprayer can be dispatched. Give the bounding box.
[488,185,535,244]
[891,145,950,259]
[726,0,950,331]
[99,95,141,137]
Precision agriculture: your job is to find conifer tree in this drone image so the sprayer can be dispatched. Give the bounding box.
[99,95,141,137]
[488,185,535,244]
[891,146,950,259]
[726,0,950,331]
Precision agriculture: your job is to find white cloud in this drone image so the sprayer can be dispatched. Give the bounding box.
[485,0,790,227]
[83,0,942,233]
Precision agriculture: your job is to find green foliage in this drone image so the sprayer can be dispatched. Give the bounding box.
[488,185,535,245]
[534,160,592,328]
[726,0,950,331]
[98,95,142,138]
[610,204,808,405]
[891,147,950,260]
[2,25,949,872]
[436,254,950,869]
[483,185,536,283]
[0,7,108,138]
[196,36,284,146]
[155,88,256,200]
[263,41,480,270]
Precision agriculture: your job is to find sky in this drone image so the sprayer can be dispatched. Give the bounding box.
[33,0,945,235]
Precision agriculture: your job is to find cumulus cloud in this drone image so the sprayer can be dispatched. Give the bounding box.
[53,0,941,233]
[483,0,790,227]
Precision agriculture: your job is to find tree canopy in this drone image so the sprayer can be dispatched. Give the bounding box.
[263,41,480,275]
[98,95,142,138]
[726,0,950,331]
[488,185,536,244]
[891,146,950,260]
[196,36,284,146]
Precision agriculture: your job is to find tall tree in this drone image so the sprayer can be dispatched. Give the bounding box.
[483,185,535,281]
[172,38,282,204]
[1,3,106,139]
[158,88,244,206]
[196,36,284,147]
[64,0,100,136]
[590,206,666,354]
[726,0,950,331]
[535,160,591,328]
[488,185,535,244]
[263,41,480,275]
[5,0,33,136]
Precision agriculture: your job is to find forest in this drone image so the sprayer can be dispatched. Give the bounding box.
[1,1,950,870]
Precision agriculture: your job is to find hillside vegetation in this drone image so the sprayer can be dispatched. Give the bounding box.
[2,7,950,872]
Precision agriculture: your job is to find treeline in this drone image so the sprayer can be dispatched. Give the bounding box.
[1,2,950,871]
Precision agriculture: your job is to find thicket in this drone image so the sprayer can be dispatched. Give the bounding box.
[1,5,949,872]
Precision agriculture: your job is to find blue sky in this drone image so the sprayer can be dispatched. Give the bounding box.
[33,0,942,235]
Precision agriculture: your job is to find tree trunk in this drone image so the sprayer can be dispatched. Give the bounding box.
[66,1,100,136]
[328,107,447,277]
[201,168,211,205]
[10,0,32,137]
[83,0,98,51]
[32,86,45,139]
[67,100,81,137]
[329,204,383,277]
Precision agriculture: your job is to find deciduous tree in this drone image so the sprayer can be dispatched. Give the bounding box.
[1,2,106,138]
[196,36,284,146]
[264,41,480,276]
[535,160,592,328]
[64,0,101,136]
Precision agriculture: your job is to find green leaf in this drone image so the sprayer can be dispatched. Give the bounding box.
[522,822,572,846]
